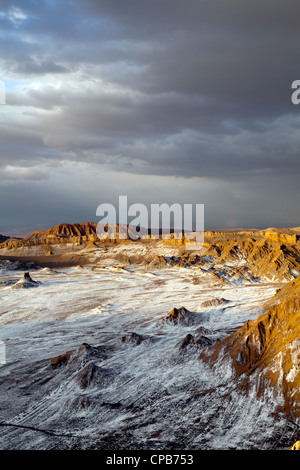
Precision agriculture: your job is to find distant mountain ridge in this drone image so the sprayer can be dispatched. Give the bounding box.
[0,221,196,248]
[3,221,300,242]
[1,223,300,283]
[25,222,98,239]
[0,222,299,262]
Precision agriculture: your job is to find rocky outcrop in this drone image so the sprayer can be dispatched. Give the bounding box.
[203,275,300,418]
[50,343,114,391]
[0,223,99,249]
[143,230,300,282]
[199,238,300,282]
[200,298,228,308]
[121,332,154,346]
[28,222,98,239]
[50,349,74,369]
[178,332,215,351]
[11,272,41,289]
[163,306,197,326]
[51,343,109,369]
[263,228,299,245]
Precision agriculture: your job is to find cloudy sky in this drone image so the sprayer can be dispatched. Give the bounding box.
[1,0,300,236]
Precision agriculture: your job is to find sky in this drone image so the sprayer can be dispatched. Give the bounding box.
[1,0,300,236]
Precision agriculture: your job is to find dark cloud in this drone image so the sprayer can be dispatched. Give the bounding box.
[0,0,300,233]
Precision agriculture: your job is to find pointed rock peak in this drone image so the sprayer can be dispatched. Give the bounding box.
[11,272,41,289]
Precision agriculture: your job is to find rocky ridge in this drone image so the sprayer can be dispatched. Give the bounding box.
[201,274,300,422]
[2,223,300,283]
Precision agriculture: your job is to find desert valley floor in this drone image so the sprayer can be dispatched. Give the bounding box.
[1,230,300,450]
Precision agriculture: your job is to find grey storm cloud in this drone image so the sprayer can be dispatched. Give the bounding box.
[1,0,300,233]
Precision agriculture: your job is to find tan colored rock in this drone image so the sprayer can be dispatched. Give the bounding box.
[290,441,300,450]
